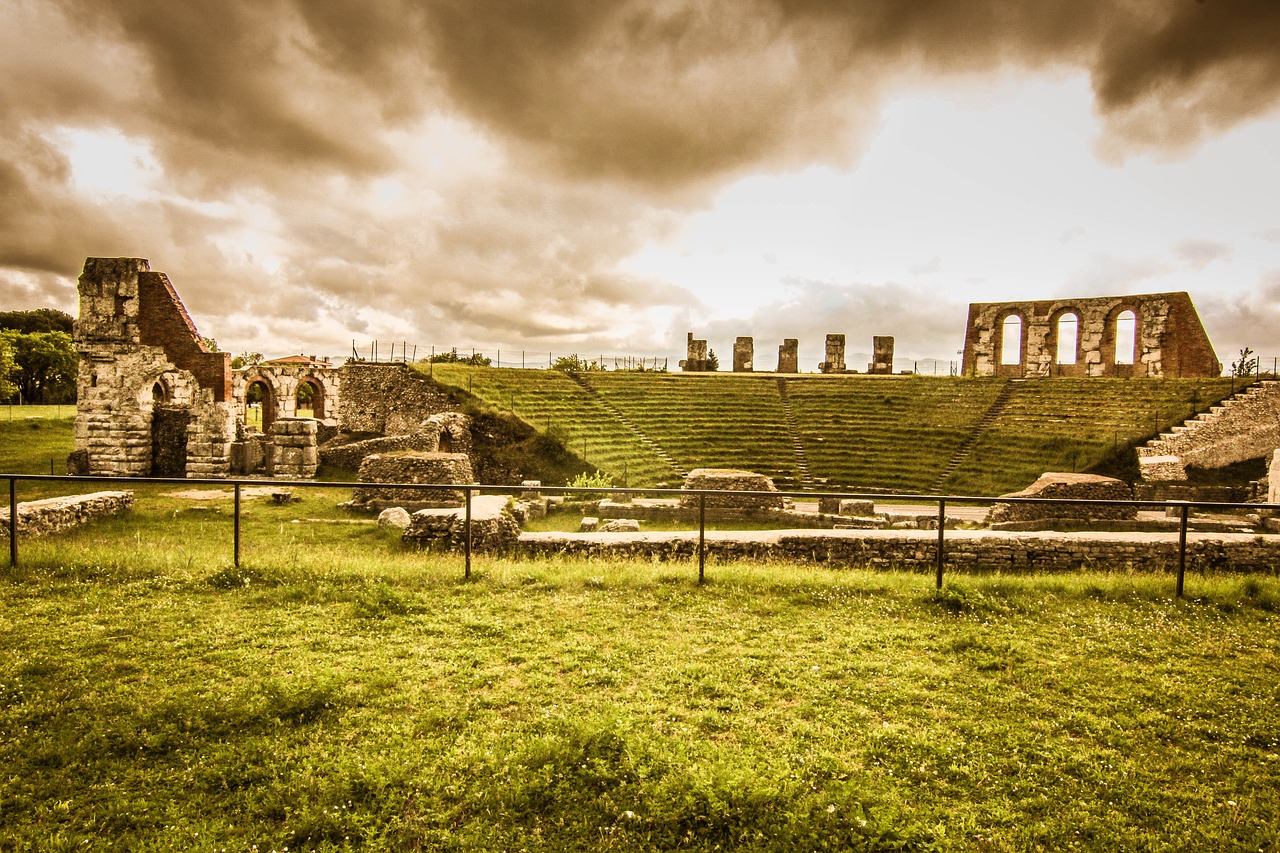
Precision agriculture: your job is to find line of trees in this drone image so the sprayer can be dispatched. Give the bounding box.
[0,309,78,404]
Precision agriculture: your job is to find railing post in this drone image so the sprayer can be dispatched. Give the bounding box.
[8,477,16,568]
[1176,503,1189,598]
[233,482,242,568]
[464,487,472,580]
[698,493,706,584]
[935,499,946,589]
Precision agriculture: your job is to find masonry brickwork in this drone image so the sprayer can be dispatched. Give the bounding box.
[962,292,1220,378]
[1138,380,1280,481]
[337,363,455,434]
[733,336,754,372]
[820,334,846,374]
[1,491,134,539]
[73,258,235,477]
[682,333,709,372]
[869,336,894,374]
[777,339,798,373]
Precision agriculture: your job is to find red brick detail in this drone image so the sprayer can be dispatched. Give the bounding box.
[137,272,231,401]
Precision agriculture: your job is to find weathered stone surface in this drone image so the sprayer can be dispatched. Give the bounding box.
[519,527,1280,575]
[598,518,641,533]
[869,336,894,374]
[819,334,846,374]
[350,451,474,511]
[733,337,753,372]
[337,363,454,434]
[988,473,1135,527]
[1137,382,1280,482]
[681,332,709,372]
[269,418,318,480]
[580,517,599,532]
[1270,449,1280,505]
[402,495,519,552]
[962,292,1220,379]
[777,339,798,373]
[1,491,134,538]
[840,499,876,516]
[680,469,785,510]
[377,506,412,529]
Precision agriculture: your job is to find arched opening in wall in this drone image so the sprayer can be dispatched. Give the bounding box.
[245,380,275,432]
[152,380,169,403]
[1055,313,1079,365]
[438,430,454,454]
[1114,310,1137,365]
[296,379,324,419]
[1000,315,1023,365]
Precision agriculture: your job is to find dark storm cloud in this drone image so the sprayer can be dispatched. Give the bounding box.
[2,0,1278,354]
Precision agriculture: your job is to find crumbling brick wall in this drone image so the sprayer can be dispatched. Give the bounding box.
[337,363,455,434]
[962,292,1221,379]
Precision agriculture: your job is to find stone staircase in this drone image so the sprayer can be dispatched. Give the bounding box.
[930,379,1022,493]
[1137,380,1280,480]
[775,378,812,487]
[564,372,686,478]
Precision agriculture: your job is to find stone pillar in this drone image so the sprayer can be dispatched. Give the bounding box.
[1269,449,1280,505]
[870,336,894,374]
[682,332,708,371]
[733,337,754,372]
[777,339,798,373]
[820,334,846,374]
[269,418,319,480]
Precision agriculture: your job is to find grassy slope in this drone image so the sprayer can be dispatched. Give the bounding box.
[426,370,1242,494]
[2,502,1279,851]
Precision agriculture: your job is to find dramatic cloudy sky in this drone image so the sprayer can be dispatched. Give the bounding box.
[3,0,1280,370]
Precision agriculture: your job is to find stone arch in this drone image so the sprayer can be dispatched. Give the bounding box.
[241,373,278,432]
[1048,307,1083,375]
[995,311,1026,376]
[151,379,170,403]
[1102,304,1143,376]
[296,377,325,419]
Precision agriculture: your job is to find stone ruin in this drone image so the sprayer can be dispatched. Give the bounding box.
[679,468,785,510]
[777,339,798,373]
[819,334,846,374]
[987,473,1136,529]
[733,336,754,372]
[681,333,709,371]
[349,451,475,512]
[71,258,236,478]
[962,292,1220,379]
[869,336,894,374]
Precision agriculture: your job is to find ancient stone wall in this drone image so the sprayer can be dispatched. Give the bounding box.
[733,337,754,372]
[777,339,798,373]
[819,334,846,374]
[681,332,709,372]
[987,473,1135,526]
[1137,381,1280,481]
[73,258,234,477]
[349,451,474,511]
[869,336,894,374]
[962,292,1220,378]
[519,528,1280,575]
[234,364,340,432]
[1,491,134,538]
[679,469,785,510]
[337,363,455,434]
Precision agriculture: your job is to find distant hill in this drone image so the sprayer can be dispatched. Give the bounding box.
[420,363,1239,496]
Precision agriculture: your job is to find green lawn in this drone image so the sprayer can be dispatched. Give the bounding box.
[2,488,1279,851]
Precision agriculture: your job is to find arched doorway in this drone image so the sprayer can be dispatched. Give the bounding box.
[296,378,324,419]
[1114,310,1137,365]
[245,379,276,432]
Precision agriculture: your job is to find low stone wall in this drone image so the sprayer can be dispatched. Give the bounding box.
[349,451,474,511]
[1,491,134,538]
[988,473,1134,527]
[519,528,1280,575]
[403,495,520,552]
[680,469,785,510]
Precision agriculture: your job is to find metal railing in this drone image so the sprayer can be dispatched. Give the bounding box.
[4,473,1278,597]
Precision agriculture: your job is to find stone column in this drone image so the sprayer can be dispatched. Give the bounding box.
[733,337,754,372]
[269,418,319,480]
[870,336,894,374]
[820,334,846,373]
[777,339,798,373]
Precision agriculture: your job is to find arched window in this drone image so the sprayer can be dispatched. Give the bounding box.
[1114,310,1137,365]
[1000,315,1023,365]
[152,381,168,403]
[1055,313,1079,365]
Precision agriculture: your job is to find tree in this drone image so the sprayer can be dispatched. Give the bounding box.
[1231,347,1258,378]
[200,336,221,352]
[231,352,264,370]
[552,354,605,372]
[427,349,491,366]
[706,348,720,371]
[0,308,73,334]
[0,330,78,403]
[0,336,17,402]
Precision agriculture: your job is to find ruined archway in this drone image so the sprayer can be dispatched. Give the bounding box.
[1101,304,1143,376]
[995,312,1025,376]
[296,378,325,419]
[245,378,276,432]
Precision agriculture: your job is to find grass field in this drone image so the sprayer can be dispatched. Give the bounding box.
[2,483,1280,851]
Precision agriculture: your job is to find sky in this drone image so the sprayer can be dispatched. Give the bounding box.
[2,0,1280,372]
